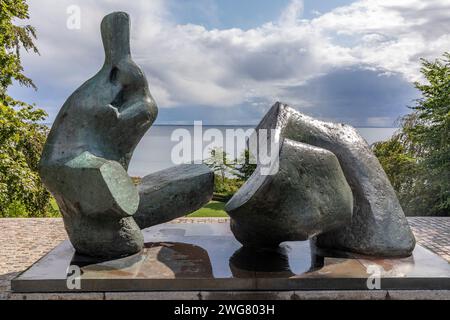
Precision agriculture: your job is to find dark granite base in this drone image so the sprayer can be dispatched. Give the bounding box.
[12,223,450,293]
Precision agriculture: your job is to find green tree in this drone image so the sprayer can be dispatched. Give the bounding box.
[0,0,53,217]
[204,147,230,184]
[0,0,38,102]
[373,52,450,216]
[407,53,450,215]
[203,147,241,200]
[228,149,257,181]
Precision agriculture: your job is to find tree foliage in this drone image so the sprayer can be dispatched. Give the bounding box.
[0,0,38,101]
[204,147,256,200]
[204,148,230,184]
[0,0,53,216]
[228,149,257,181]
[373,53,450,216]
[0,103,51,216]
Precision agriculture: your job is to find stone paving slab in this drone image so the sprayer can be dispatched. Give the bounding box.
[408,217,450,262]
[0,218,67,276]
[0,217,449,300]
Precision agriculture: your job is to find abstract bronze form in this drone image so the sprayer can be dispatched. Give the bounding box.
[134,164,214,229]
[227,139,353,248]
[226,102,416,257]
[40,12,213,259]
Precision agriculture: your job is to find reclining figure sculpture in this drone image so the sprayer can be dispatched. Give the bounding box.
[40,12,213,259]
[40,11,414,260]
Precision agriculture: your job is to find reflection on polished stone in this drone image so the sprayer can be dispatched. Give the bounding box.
[71,242,213,279]
[230,246,295,278]
[12,223,450,293]
[229,244,326,278]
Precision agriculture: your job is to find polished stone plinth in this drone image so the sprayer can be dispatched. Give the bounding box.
[12,223,450,293]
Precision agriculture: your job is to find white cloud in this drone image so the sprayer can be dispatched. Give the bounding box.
[279,0,304,26]
[13,0,450,124]
[312,0,450,81]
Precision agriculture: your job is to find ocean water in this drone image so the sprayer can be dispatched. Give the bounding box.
[128,125,397,177]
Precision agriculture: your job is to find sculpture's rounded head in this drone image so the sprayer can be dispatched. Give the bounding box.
[101,12,131,65]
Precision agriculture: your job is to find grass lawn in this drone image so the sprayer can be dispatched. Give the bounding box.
[51,199,229,218]
[188,201,229,218]
[3,198,228,218]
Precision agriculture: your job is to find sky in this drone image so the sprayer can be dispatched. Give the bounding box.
[8,0,450,126]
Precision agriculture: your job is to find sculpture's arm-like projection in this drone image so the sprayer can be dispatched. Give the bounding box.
[108,96,155,126]
[134,164,214,229]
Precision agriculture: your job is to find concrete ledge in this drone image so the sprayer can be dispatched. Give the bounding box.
[386,290,450,300]
[2,290,449,300]
[105,292,202,300]
[6,292,105,300]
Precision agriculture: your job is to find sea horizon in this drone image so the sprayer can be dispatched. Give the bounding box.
[42,122,399,129]
[40,123,397,176]
[127,125,398,177]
